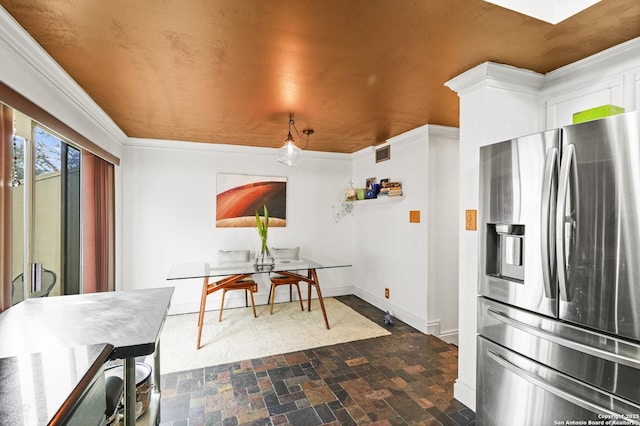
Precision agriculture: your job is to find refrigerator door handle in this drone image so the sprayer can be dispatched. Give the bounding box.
[486,349,640,424]
[487,307,640,369]
[556,144,575,302]
[540,147,557,299]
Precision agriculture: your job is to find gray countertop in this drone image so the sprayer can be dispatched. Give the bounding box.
[0,343,113,425]
[0,287,174,360]
[0,288,174,425]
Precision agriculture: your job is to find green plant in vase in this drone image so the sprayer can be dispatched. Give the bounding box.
[255,205,274,268]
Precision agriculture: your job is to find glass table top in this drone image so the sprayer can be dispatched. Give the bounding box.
[167,255,351,280]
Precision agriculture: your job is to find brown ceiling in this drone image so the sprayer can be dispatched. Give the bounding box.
[1,1,639,153]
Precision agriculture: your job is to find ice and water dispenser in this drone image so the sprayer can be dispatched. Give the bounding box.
[485,223,525,282]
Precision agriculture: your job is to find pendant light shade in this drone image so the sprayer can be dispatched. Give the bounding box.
[277,138,302,165]
[276,116,313,166]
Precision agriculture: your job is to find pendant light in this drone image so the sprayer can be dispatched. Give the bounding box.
[277,115,313,165]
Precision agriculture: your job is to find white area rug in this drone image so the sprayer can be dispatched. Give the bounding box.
[158,298,391,374]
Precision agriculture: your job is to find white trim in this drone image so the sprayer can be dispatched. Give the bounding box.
[387,124,430,145]
[427,124,460,140]
[439,329,459,346]
[350,124,458,161]
[543,76,625,129]
[426,319,459,345]
[542,37,640,95]
[354,287,429,334]
[445,62,545,97]
[454,379,476,411]
[427,320,440,336]
[127,137,352,162]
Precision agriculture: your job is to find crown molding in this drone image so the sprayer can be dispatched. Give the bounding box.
[542,36,640,94]
[426,124,460,140]
[387,124,430,145]
[126,137,351,162]
[350,126,429,161]
[351,124,459,160]
[445,61,544,97]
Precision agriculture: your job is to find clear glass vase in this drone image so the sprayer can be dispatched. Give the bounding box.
[254,241,274,270]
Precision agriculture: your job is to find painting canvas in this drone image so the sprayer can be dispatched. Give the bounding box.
[216,174,287,227]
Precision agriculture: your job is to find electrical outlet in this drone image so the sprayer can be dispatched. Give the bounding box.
[385,288,389,299]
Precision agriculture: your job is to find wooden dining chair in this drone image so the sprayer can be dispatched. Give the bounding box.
[268,247,304,314]
[196,250,258,349]
[269,274,304,314]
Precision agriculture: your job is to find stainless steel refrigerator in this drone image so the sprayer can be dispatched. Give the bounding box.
[477,110,640,425]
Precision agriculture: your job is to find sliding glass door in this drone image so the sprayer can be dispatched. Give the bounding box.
[10,112,81,305]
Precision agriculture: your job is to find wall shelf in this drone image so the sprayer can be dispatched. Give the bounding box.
[352,195,405,205]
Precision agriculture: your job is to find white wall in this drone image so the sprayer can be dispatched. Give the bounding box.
[427,129,459,342]
[351,129,429,332]
[121,139,355,314]
[351,125,459,336]
[446,36,640,411]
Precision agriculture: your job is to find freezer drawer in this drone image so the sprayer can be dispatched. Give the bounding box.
[477,336,640,426]
[479,297,640,406]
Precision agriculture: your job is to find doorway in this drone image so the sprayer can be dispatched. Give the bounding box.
[10,110,81,305]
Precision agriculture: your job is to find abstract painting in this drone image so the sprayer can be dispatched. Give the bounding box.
[216,174,287,227]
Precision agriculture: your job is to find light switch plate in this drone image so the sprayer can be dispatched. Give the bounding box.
[465,210,477,230]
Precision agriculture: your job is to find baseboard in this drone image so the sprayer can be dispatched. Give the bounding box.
[454,379,476,412]
[438,329,459,346]
[425,320,459,345]
[354,288,429,334]
[426,320,440,336]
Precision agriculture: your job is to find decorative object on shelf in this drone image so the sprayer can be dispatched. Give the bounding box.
[378,180,403,197]
[345,180,357,201]
[365,188,376,199]
[356,189,365,200]
[255,205,274,269]
[365,177,376,189]
[277,115,314,166]
[333,180,355,222]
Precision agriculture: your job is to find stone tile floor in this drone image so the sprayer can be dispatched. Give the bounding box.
[159,295,475,425]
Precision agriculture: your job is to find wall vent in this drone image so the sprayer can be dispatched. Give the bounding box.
[375,145,390,163]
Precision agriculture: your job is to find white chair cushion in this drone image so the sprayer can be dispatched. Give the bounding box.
[271,246,300,260]
[218,250,250,262]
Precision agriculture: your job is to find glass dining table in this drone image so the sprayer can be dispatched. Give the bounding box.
[167,255,351,348]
